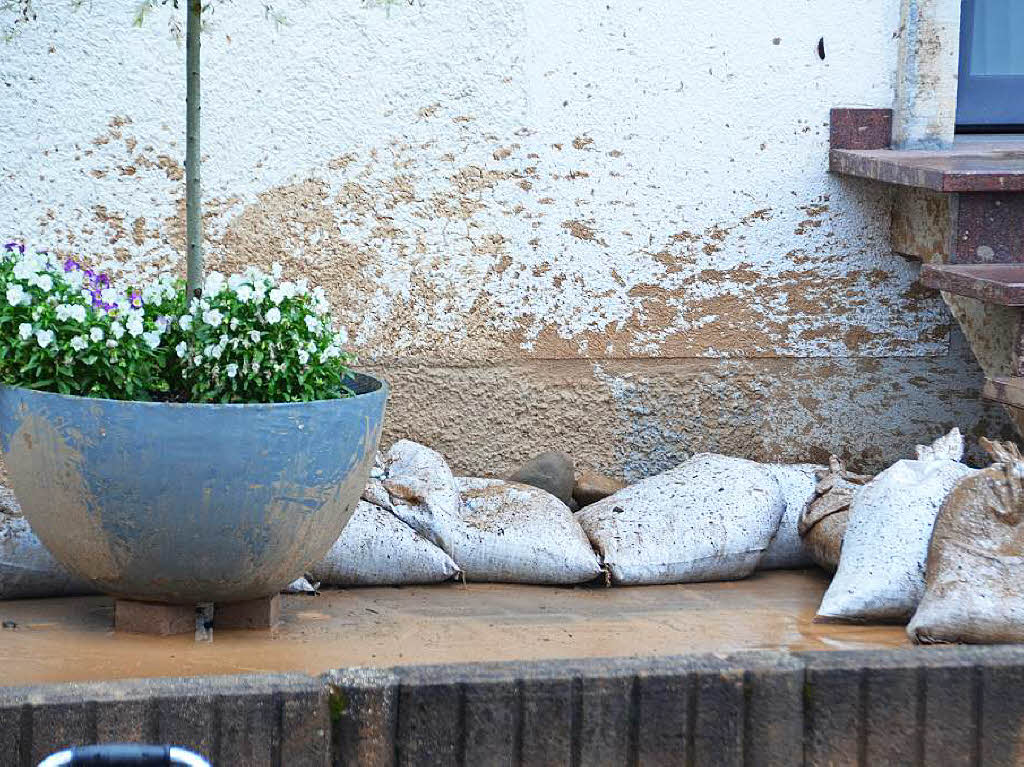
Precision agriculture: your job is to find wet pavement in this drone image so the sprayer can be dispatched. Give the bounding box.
[0,570,910,687]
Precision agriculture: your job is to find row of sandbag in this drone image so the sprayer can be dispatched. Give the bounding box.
[1,439,823,599]
[323,440,824,587]
[811,428,1024,645]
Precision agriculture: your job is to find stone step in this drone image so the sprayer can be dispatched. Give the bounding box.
[921,263,1024,306]
[983,376,1024,408]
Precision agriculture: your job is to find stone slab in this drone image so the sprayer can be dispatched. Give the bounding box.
[114,600,195,636]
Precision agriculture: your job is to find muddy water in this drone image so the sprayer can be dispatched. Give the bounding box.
[0,570,910,687]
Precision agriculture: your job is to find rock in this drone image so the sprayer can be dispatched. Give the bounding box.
[798,457,873,573]
[572,470,626,508]
[507,451,576,506]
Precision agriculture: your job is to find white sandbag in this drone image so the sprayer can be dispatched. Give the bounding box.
[310,501,460,586]
[453,478,602,584]
[817,429,975,623]
[759,463,823,570]
[576,453,786,585]
[1,513,97,599]
[380,440,462,556]
[909,439,1024,644]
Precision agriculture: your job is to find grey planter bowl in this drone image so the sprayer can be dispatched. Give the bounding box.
[0,373,387,604]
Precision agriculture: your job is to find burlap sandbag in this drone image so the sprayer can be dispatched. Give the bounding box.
[454,478,602,584]
[759,463,824,570]
[576,453,786,585]
[374,440,463,556]
[817,429,975,623]
[909,439,1024,644]
[311,500,460,586]
[798,457,873,573]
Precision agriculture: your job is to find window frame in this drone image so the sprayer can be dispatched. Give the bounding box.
[956,0,1024,132]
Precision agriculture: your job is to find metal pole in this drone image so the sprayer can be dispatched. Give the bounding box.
[185,0,204,299]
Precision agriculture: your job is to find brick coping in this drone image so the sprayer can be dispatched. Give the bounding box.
[3,646,1024,766]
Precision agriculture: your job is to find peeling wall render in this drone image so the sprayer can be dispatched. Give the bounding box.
[0,0,1008,477]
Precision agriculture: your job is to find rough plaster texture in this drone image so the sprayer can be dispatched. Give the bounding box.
[892,0,961,149]
[0,0,1008,477]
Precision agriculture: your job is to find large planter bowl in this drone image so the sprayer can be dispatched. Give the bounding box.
[0,374,387,604]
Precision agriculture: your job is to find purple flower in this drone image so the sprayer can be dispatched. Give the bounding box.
[95,274,110,288]
[4,242,24,254]
[130,291,143,309]
[63,257,80,273]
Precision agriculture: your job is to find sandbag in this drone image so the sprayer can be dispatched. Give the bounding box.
[1,511,97,600]
[380,440,462,556]
[817,429,975,623]
[576,453,786,585]
[909,439,1024,644]
[310,501,460,586]
[798,457,873,572]
[453,478,602,584]
[759,463,823,570]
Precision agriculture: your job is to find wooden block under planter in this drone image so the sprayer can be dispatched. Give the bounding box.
[114,599,196,636]
[215,594,282,630]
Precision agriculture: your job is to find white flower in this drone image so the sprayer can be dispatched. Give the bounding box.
[12,261,36,281]
[296,279,308,295]
[90,327,104,343]
[304,315,320,334]
[269,288,284,305]
[179,315,193,332]
[100,288,118,306]
[228,274,245,291]
[126,315,144,338]
[56,304,72,321]
[6,284,26,306]
[202,308,224,328]
[70,305,86,323]
[70,336,88,352]
[226,363,238,378]
[111,322,125,340]
[335,327,349,344]
[175,341,188,359]
[229,317,239,331]
[271,262,283,279]
[265,307,281,324]
[279,281,296,299]
[18,322,33,340]
[106,339,118,349]
[35,273,53,292]
[204,271,226,296]
[35,329,54,349]
[142,331,160,350]
[298,349,309,365]
[193,354,204,366]
[65,270,85,289]
[235,284,253,303]
[249,330,261,343]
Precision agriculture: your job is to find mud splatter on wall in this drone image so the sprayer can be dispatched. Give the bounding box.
[0,0,1009,476]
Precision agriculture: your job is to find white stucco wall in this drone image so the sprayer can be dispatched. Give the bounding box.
[0,0,1008,474]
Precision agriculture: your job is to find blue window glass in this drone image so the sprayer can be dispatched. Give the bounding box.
[957,0,1024,129]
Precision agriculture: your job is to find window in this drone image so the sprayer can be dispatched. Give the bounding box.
[956,0,1024,131]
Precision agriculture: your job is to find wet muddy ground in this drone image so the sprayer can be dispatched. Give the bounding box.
[0,570,910,687]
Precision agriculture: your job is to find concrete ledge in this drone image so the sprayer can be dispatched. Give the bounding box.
[4,647,1024,766]
[0,673,330,767]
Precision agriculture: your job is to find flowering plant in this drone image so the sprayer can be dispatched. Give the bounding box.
[0,243,170,400]
[0,243,354,403]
